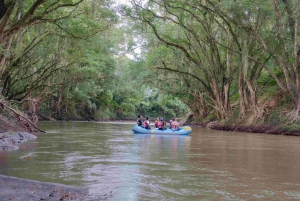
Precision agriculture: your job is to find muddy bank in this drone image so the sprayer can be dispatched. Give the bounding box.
[191,122,300,136]
[0,175,88,201]
[0,132,37,151]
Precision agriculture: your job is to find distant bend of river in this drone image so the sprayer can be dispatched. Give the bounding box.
[0,121,300,200]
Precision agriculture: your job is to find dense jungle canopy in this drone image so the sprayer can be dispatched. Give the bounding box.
[0,0,299,131]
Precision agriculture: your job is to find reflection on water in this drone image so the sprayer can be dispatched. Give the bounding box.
[0,122,300,200]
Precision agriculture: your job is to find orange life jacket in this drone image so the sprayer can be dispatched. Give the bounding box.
[157,121,163,128]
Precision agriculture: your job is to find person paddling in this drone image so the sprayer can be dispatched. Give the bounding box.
[171,118,181,130]
[169,118,174,129]
[137,115,144,127]
[144,117,151,129]
[158,118,167,130]
[154,118,159,128]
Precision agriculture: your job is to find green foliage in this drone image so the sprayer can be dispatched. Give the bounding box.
[281,123,300,132]
[258,69,281,86]
[204,113,218,122]
[4,0,299,125]
[118,0,300,124]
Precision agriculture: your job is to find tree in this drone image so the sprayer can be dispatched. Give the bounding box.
[205,0,300,121]
[122,0,240,119]
[0,0,85,75]
[0,0,120,123]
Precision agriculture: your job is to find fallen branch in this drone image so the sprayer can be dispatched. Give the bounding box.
[0,99,46,133]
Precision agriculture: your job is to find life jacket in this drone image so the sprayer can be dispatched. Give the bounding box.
[171,121,178,129]
[137,118,143,126]
[144,120,149,127]
[157,121,163,128]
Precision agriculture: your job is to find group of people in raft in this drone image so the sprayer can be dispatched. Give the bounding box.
[136,115,181,130]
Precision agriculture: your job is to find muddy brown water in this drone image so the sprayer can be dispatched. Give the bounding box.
[0,121,300,200]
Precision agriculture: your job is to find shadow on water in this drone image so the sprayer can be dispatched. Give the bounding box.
[0,122,300,200]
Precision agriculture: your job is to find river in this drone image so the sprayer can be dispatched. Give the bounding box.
[0,121,300,200]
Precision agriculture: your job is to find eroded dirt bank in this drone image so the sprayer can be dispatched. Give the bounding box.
[0,113,39,151]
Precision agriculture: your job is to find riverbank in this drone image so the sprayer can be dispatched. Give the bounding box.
[0,117,88,200]
[0,112,39,150]
[0,175,88,201]
[190,121,300,136]
[0,131,37,151]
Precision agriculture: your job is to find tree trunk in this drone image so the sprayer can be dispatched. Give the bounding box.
[245,78,263,121]
[0,34,13,75]
[210,78,231,119]
[289,87,300,122]
[238,69,247,120]
[198,93,209,118]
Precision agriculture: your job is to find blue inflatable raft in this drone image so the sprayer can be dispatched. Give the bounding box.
[132,125,192,135]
